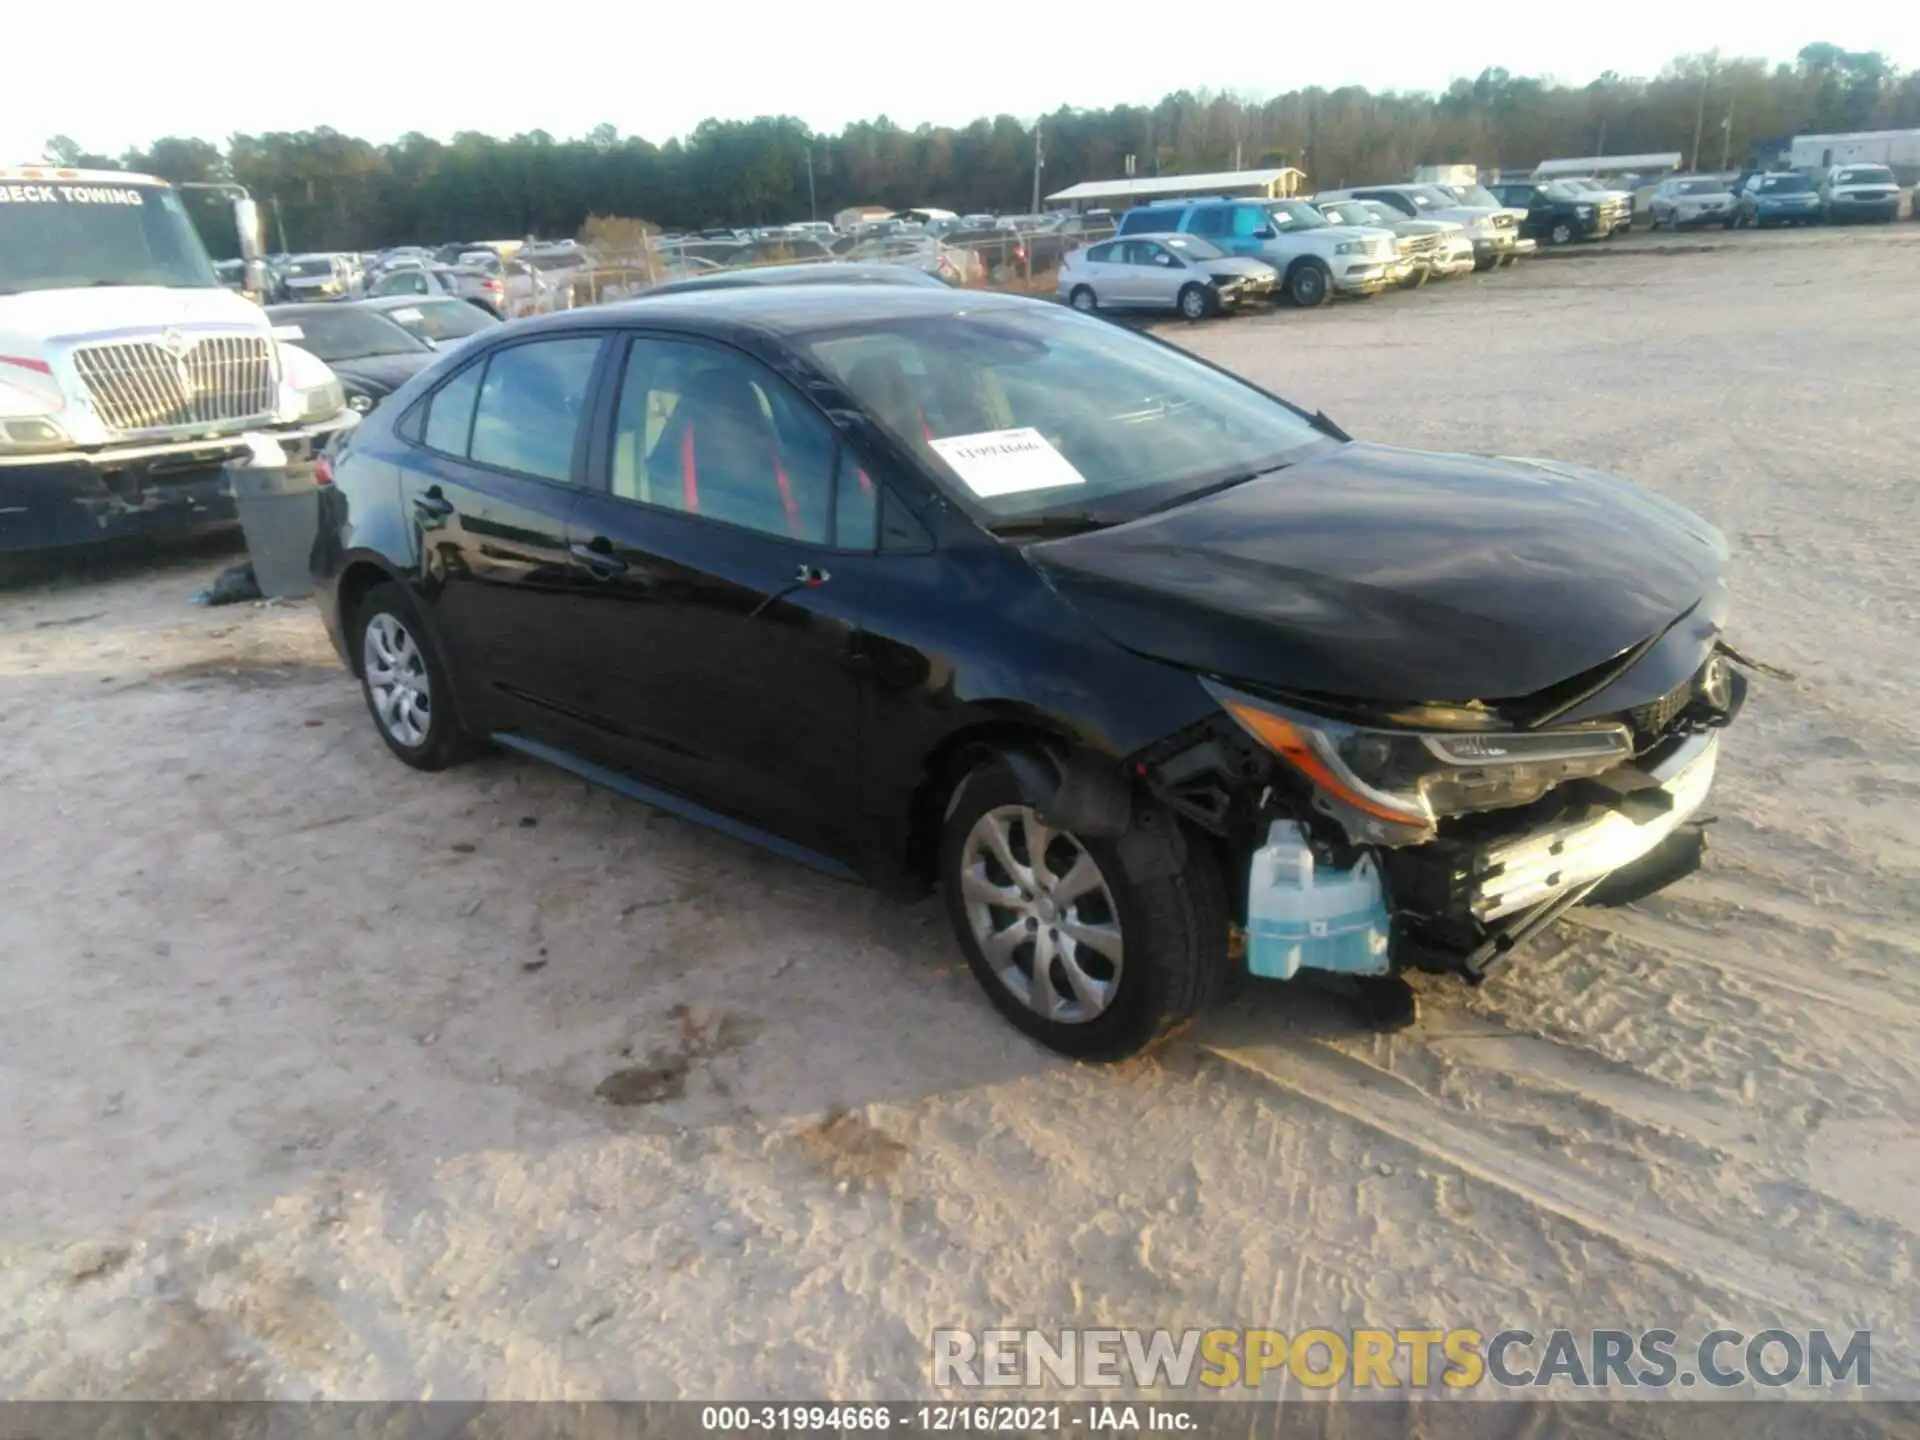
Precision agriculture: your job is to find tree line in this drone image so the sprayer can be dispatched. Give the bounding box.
[44,42,1916,255]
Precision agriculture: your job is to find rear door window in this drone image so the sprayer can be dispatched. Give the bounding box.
[467,336,604,482]
[1187,206,1232,239]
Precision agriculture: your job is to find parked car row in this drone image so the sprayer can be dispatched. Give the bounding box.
[1055,188,1534,317]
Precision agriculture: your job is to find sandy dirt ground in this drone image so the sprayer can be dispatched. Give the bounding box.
[1,224,1916,1407]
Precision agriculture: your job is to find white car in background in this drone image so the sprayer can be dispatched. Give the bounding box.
[1058,233,1279,318]
[1321,184,1523,270]
[1648,176,1738,229]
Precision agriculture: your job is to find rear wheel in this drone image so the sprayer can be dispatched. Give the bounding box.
[1176,283,1212,321]
[939,761,1228,1060]
[1068,285,1098,312]
[354,582,475,771]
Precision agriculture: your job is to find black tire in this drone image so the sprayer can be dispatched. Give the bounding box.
[1068,285,1098,312]
[1176,283,1212,321]
[1401,263,1429,288]
[353,582,476,771]
[1285,260,1332,307]
[938,759,1229,1061]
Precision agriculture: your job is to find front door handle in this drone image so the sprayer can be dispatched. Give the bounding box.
[570,539,629,578]
[413,486,455,523]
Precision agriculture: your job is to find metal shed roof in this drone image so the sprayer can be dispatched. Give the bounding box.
[1045,167,1303,203]
[1533,153,1683,177]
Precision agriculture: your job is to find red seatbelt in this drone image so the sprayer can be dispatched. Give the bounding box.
[771,448,800,538]
[855,467,873,494]
[918,410,935,443]
[679,426,700,513]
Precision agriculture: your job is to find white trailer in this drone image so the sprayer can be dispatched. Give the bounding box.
[1789,131,1920,184]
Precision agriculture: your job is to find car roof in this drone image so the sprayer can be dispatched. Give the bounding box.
[361,294,470,311]
[268,300,406,319]
[505,283,1044,344]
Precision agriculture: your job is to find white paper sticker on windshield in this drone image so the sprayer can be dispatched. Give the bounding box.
[390,307,423,323]
[270,324,305,341]
[928,428,1086,499]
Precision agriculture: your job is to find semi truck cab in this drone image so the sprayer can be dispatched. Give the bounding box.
[0,165,355,553]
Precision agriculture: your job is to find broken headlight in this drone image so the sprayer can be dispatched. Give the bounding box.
[1205,680,1634,845]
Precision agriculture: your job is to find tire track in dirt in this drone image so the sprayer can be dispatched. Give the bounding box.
[1197,1027,1907,1329]
[1563,908,1920,1028]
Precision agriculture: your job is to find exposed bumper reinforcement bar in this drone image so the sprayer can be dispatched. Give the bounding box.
[1467,730,1720,921]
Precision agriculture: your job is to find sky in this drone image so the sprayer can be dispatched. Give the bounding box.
[6,3,1914,162]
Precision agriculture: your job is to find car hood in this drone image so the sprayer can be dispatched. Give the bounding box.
[327,351,436,391]
[1027,442,1729,704]
[1206,257,1279,280]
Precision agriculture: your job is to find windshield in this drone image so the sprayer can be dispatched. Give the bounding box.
[1760,175,1811,193]
[1266,201,1329,231]
[1318,202,1376,227]
[385,299,498,345]
[1448,184,1505,209]
[1673,179,1725,195]
[1837,167,1894,185]
[270,307,426,362]
[0,181,218,294]
[1161,235,1225,260]
[805,305,1326,525]
[289,257,336,277]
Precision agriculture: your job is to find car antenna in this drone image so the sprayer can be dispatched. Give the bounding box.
[1311,410,1351,441]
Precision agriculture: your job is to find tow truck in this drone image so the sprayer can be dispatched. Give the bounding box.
[0,164,355,552]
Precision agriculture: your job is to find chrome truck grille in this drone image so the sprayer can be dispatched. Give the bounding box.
[70,333,277,435]
[1400,233,1440,257]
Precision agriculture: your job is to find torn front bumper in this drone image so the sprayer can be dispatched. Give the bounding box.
[0,414,353,554]
[1466,730,1720,921]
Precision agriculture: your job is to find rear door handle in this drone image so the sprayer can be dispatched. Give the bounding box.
[570,539,629,578]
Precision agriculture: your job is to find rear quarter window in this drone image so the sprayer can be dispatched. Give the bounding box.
[1118,206,1184,235]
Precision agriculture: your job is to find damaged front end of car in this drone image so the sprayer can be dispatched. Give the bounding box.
[1131,635,1748,991]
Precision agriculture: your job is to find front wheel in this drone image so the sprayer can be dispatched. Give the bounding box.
[355,582,476,771]
[1286,260,1331,307]
[1176,283,1212,321]
[939,761,1227,1060]
[1068,285,1098,312]
[1548,221,1574,246]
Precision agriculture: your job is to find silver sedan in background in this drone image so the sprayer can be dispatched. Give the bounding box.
[1058,233,1279,318]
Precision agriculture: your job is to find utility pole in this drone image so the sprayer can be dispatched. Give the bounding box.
[270,195,288,253]
[804,145,817,221]
[1720,90,1736,172]
[1691,71,1709,172]
[1030,123,1044,215]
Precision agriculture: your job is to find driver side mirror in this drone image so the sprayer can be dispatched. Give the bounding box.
[1254,227,1277,240]
[233,197,264,262]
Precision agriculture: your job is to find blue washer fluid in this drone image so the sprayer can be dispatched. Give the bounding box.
[1245,820,1393,980]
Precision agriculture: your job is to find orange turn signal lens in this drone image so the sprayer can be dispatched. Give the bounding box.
[1222,699,1429,827]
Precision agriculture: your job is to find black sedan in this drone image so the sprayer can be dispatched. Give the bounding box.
[269,302,442,415]
[359,293,503,351]
[312,287,1746,1058]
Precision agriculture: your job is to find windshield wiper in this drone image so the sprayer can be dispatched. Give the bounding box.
[1138,461,1295,517]
[988,513,1118,540]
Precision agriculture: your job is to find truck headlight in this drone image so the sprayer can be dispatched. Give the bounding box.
[1205,680,1634,844]
[0,416,71,454]
[296,378,346,421]
[1334,241,1365,255]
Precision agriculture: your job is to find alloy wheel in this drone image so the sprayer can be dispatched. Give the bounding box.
[363,612,433,748]
[959,804,1124,1024]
